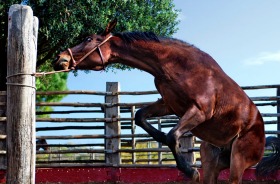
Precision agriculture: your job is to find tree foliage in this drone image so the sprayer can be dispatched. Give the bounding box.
[32,0,179,71]
[0,0,180,93]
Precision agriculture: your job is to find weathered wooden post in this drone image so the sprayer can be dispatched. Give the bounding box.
[6,4,38,184]
[0,91,7,170]
[277,87,280,138]
[157,118,163,165]
[131,106,136,164]
[105,82,121,166]
[180,133,195,165]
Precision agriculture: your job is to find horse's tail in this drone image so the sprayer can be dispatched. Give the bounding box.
[256,136,280,177]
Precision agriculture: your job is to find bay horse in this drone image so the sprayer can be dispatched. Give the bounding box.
[53,20,280,183]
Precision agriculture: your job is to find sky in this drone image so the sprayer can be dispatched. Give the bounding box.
[38,1,280,144]
[66,0,280,90]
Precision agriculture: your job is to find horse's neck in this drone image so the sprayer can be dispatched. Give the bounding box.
[110,41,163,76]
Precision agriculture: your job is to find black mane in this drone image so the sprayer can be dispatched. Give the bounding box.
[114,31,160,43]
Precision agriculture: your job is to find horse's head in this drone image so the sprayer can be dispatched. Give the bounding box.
[53,19,117,71]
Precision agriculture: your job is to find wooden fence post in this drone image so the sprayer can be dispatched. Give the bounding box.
[277,87,280,138]
[0,91,7,170]
[105,82,121,166]
[180,133,195,165]
[6,5,38,184]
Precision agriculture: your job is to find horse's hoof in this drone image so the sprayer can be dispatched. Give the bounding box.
[192,169,200,182]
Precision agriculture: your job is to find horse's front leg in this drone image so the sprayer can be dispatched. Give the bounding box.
[135,98,173,145]
[166,105,205,182]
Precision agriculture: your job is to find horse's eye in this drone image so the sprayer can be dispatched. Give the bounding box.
[84,37,93,42]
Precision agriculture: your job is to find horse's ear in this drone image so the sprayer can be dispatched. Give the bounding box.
[102,19,117,36]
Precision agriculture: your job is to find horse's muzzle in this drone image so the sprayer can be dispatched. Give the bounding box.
[53,57,69,71]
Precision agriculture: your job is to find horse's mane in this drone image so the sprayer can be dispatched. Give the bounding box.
[114,31,160,43]
[114,31,195,50]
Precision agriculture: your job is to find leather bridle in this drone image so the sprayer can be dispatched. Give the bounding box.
[67,34,113,70]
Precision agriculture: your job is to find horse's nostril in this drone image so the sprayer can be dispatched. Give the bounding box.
[55,56,60,62]
[53,56,59,64]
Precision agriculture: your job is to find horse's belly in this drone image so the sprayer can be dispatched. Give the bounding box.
[156,86,191,116]
[190,119,240,147]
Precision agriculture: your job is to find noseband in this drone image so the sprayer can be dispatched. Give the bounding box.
[67,34,113,70]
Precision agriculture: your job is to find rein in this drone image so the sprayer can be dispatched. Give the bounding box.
[67,34,113,70]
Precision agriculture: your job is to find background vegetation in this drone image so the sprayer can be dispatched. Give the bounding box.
[0,0,179,91]
[1,0,180,116]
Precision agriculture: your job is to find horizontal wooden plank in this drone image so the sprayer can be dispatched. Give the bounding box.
[36,102,153,107]
[36,132,191,140]
[242,84,280,90]
[36,90,159,96]
[0,151,6,154]
[36,147,198,154]
[36,133,152,140]
[251,96,280,101]
[36,117,132,123]
[36,115,178,123]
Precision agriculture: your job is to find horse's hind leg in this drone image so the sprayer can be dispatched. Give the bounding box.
[135,98,173,144]
[229,130,265,184]
[200,141,231,184]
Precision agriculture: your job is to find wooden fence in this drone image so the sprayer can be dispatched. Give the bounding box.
[31,83,280,168]
[1,83,280,170]
[35,82,191,168]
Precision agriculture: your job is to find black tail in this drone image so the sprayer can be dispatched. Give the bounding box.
[256,136,280,177]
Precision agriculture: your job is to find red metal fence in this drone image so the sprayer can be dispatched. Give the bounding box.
[0,167,279,183]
